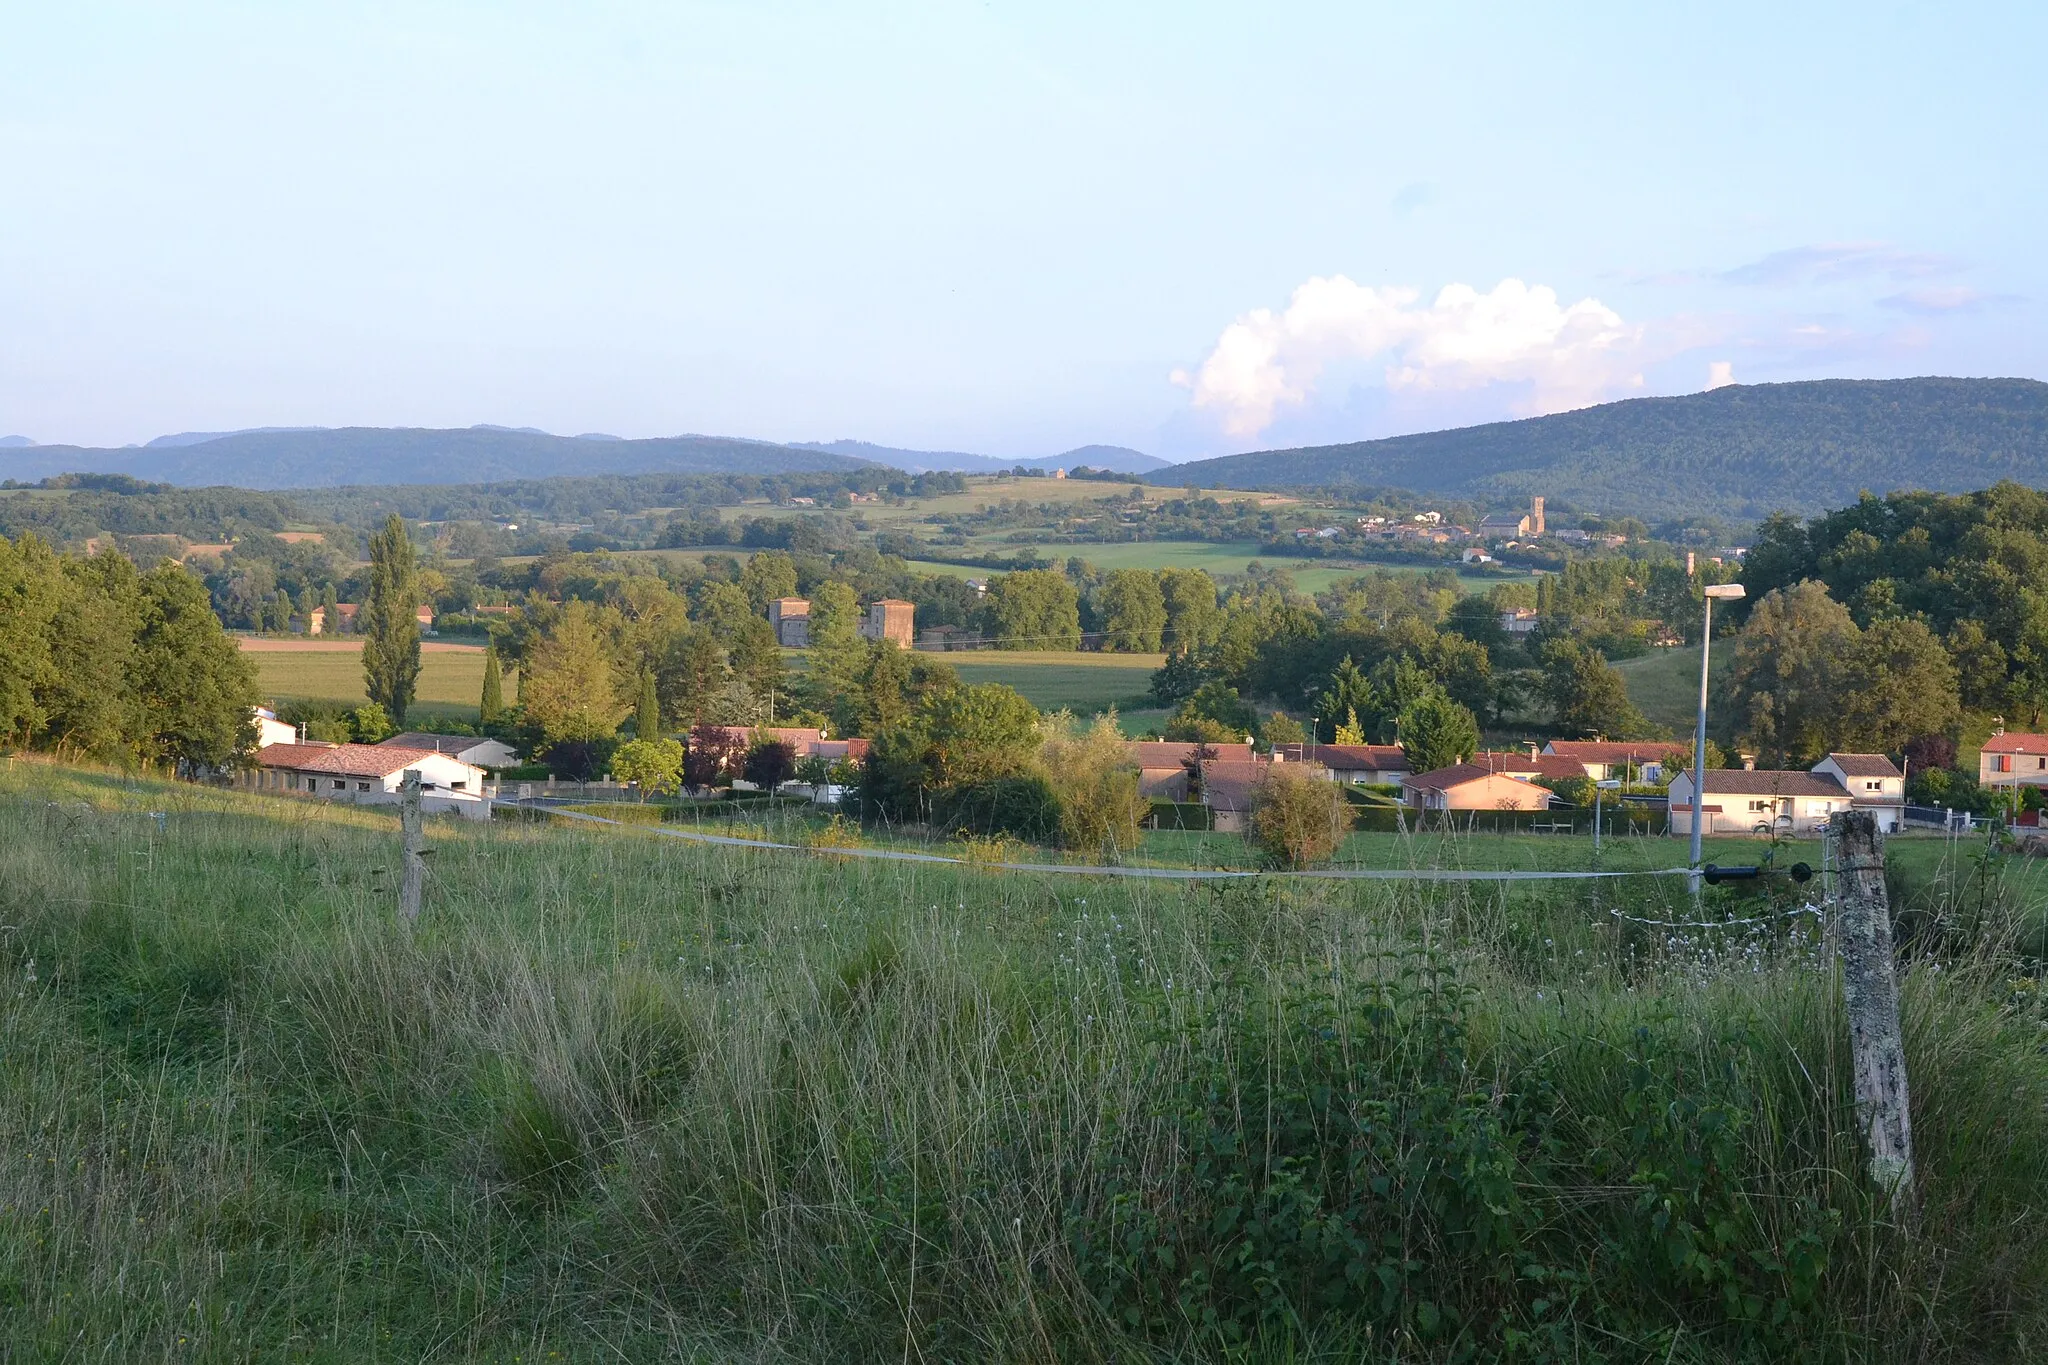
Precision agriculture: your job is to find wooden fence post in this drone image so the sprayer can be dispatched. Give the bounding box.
[1830,809,1914,1216]
[399,769,425,924]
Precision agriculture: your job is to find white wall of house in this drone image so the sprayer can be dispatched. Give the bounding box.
[1668,775,1853,836]
[1981,748,2048,788]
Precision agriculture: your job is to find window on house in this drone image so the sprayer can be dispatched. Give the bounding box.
[358,781,371,792]
[332,779,346,791]
[1866,780,1882,790]
[451,780,465,790]
[1749,800,1769,812]
[1995,755,2013,772]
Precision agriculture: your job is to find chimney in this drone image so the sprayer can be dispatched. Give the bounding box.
[1685,550,1696,576]
[1740,753,1756,771]
[1526,742,1539,759]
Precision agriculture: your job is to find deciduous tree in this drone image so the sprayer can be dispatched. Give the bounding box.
[361,515,422,724]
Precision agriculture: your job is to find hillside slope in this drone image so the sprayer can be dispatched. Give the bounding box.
[0,427,873,489]
[1154,377,2048,519]
[791,439,1170,475]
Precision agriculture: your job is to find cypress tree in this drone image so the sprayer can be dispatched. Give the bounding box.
[320,582,339,633]
[636,669,661,738]
[480,640,504,724]
[361,515,422,725]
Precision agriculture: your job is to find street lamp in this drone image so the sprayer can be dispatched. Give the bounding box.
[1594,778,1621,854]
[1690,583,1747,893]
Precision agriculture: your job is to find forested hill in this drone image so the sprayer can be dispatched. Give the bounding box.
[0,427,873,490]
[1152,377,2048,519]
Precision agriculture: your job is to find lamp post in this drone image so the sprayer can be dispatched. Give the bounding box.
[1690,583,1748,894]
[1594,778,1621,854]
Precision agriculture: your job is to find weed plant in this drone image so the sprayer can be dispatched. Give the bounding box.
[0,760,2043,1361]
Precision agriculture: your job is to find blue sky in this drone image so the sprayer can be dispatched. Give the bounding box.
[3,1,2042,458]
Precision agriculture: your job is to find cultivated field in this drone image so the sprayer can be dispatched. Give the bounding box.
[1613,644,1731,737]
[2,759,2043,1360]
[944,649,1163,712]
[241,637,494,720]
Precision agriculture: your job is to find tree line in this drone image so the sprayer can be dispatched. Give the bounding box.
[0,532,259,771]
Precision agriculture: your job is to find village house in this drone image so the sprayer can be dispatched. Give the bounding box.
[1667,765,1861,837]
[1195,760,1266,833]
[1470,750,1591,782]
[1541,740,1676,783]
[378,731,522,770]
[243,742,492,819]
[1272,742,1409,785]
[1127,740,1257,801]
[1979,731,2048,791]
[1810,753,1906,830]
[1400,763,1553,811]
[306,602,434,634]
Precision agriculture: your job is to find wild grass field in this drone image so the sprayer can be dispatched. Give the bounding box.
[1612,645,1732,738]
[3,758,2045,1361]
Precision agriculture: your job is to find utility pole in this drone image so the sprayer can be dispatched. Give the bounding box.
[1690,583,1747,894]
[1831,809,1915,1218]
[399,769,425,923]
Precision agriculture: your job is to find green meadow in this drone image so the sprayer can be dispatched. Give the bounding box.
[2,758,2044,1360]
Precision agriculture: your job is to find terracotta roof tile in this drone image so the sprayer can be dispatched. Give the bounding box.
[257,743,468,778]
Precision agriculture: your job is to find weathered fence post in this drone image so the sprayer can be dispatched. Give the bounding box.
[1830,809,1914,1216]
[399,769,425,924]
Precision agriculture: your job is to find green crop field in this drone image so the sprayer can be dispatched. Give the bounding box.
[2,759,2043,1359]
[911,540,1507,595]
[943,649,1164,711]
[243,641,493,720]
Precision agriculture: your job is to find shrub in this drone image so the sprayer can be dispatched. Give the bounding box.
[611,737,685,798]
[937,773,1061,842]
[1041,714,1149,860]
[1247,762,1351,868]
[742,739,797,791]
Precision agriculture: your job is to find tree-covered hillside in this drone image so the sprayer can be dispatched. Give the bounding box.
[0,426,874,490]
[1155,378,2048,520]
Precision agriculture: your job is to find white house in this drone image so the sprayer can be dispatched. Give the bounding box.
[379,731,522,770]
[1668,768,1856,837]
[244,743,492,819]
[1810,753,1906,832]
[252,706,297,749]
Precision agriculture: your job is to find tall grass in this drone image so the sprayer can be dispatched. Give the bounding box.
[0,759,2043,1361]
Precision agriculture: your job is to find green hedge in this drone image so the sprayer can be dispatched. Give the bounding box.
[1147,801,1215,832]
[1355,806,1668,836]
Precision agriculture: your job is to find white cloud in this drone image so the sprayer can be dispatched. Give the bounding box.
[1177,276,1644,438]
[1706,360,1735,389]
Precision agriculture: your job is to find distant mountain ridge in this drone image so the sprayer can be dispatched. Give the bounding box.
[790,439,1169,475]
[1156,377,2048,519]
[2,425,1170,488]
[0,427,870,489]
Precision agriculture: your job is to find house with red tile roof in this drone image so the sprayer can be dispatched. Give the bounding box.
[242,742,492,818]
[1400,764,1553,812]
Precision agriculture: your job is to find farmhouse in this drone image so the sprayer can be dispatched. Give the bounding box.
[1401,764,1553,811]
[243,743,492,819]
[859,599,916,648]
[379,731,521,770]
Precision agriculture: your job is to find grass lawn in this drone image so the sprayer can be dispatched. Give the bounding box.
[242,638,495,721]
[2,759,2043,1359]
